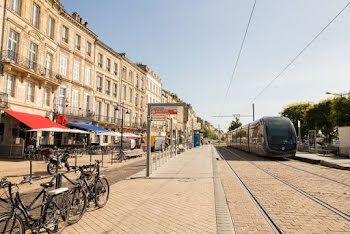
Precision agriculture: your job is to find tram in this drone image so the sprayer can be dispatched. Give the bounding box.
[226,116,297,158]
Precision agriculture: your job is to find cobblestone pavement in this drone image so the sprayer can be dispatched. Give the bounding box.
[216,147,350,233]
[65,146,217,233]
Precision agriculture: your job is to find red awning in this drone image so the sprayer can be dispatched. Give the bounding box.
[5,110,68,129]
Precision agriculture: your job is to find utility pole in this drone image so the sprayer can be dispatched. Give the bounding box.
[252,103,255,121]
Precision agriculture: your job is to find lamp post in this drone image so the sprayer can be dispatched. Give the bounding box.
[115,103,130,161]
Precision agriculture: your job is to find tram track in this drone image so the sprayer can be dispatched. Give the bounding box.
[215,147,282,234]
[221,146,350,223]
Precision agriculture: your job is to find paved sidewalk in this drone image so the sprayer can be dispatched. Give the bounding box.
[65,145,227,233]
[293,152,350,170]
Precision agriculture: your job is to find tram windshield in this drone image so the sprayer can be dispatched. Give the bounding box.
[265,118,296,145]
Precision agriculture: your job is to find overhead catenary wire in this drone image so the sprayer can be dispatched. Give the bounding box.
[252,1,350,102]
[219,0,257,117]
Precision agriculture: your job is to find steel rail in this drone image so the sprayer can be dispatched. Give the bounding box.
[224,147,350,222]
[215,147,282,234]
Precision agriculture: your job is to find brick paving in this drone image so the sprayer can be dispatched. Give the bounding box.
[217,147,350,233]
[65,146,218,233]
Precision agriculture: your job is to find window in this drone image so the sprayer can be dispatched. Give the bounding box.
[129,71,133,82]
[122,67,126,79]
[105,80,110,95]
[26,81,34,102]
[73,60,80,81]
[141,79,144,90]
[86,42,91,56]
[122,85,126,100]
[72,89,79,114]
[114,63,118,75]
[105,103,109,118]
[32,3,40,28]
[28,42,37,71]
[112,83,117,97]
[96,76,102,92]
[57,87,66,114]
[85,66,91,85]
[135,93,138,107]
[5,74,14,97]
[135,75,139,88]
[48,16,55,39]
[11,0,21,14]
[140,96,143,108]
[60,54,68,76]
[43,87,50,106]
[7,30,18,61]
[129,87,132,102]
[95,101,101,119]
[83,94,90,113]
[62,26,68,43]
[75,34,80,50]
[97,54,103,67]
[106,58,111,71]
[45,53,52,78]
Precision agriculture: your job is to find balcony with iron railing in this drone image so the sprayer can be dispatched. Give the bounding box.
[2,50,62,86]
[54,105,94,119]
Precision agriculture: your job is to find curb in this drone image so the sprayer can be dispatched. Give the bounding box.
[291,155,350,171]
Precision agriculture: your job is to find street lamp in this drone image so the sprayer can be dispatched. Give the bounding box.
[115,103,130,161]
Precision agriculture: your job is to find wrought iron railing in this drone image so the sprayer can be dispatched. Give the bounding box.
[54,105,94,118]
[2,50,61,84]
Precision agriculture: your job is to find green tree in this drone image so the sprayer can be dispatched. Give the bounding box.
[305,100,335,143]
[202,125,218,140]
[280,103,312,139]
[332,96,350,127]
[228,117,242,131]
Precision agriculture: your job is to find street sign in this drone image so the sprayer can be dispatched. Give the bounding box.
[151,115,166,121]
[150,106,178,115]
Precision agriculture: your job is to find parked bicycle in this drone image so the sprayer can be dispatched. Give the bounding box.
[67,160,110,224]
[0,177,70,233]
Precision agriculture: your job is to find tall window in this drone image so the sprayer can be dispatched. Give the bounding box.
[105,80,110,95]
[58,87,66,114]
[112,83,117,98]
[135,93,138,107]
[105,103,109,118]
[43,87,50,106]
[11,0,21,14]
[7,30,18,61]
[135,75,139,88]
[62,26,68,43]
[73,60,80,81]
[106,58,111,71]
[83,94,90,112]
[114,63,118,75]
[95,101,101,120]
[96,76,102,92]
[72,89,79,114]
[45,53,52,78]
[140,96,143,108]
[141,79,144,90]
[86,42,91,56]
[129,71,133,82]
[60,54,68,76]
[32,3,40,28]
[122,85,126,100]
[75,34,80,50]
[26,81,34,102]
[5,75,14,97]
[129,87,132,102]
[48,16,55,39]
[97,54,103,67]
[122,67,126,79]
[85,66,91,85]
[28,42,37,71]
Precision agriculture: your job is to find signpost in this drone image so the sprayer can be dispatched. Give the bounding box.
[146,103,186,177]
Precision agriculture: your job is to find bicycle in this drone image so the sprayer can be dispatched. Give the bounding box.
[0,177,70,233]
[67,160,109,225]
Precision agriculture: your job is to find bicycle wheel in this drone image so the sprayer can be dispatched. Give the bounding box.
[0,212,25,234]
[44,194,70,234]
[47,162,57,175]
[94,177,110,208]
[67,188,87,225]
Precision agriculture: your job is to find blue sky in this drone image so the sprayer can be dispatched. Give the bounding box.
[61,0,350,131]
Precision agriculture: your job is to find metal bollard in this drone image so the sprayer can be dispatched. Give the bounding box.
[89,150,92,163]
[155,152,157,170]
[29,152,33,180]
[102,150,104,168]
[111,150,113,165]
[56,173,62,189]
[75,152,78,174]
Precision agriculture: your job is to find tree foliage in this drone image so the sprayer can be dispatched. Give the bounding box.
[202,125,218,140]
[280,103,312,138]
[228,117,242,131]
